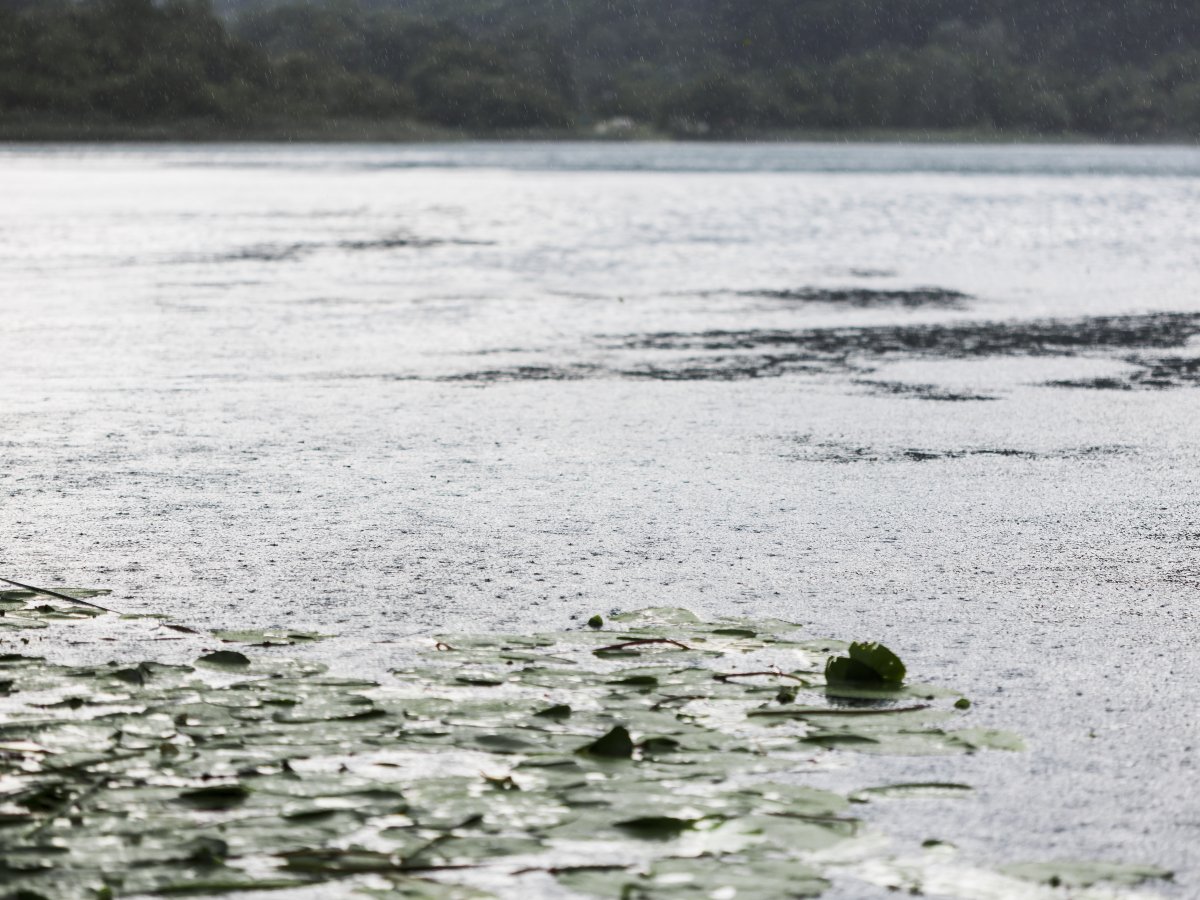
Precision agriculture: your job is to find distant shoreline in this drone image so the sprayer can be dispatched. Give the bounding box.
[1,116,1195,145]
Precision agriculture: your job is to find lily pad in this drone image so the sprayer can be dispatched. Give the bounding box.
[211,629,328,646]
[1002,860,1173,888]
[850,783,973,802]
[196,650,251,668]
[578,725,635,759]
[825,642,906,685]
[0,603,1077,900]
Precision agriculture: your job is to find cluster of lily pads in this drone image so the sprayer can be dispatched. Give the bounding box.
[0,588,1173,899]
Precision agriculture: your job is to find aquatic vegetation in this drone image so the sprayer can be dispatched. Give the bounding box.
[0,593,1171,899]
[0,585,111,631]
[824,641,906,686]
[210,629,329,647]
[1001,861,1176,889]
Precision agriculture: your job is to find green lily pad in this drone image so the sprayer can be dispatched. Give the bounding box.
[578,725,635,758]
[177,784,250,809]
[557,855,830,898]
[211,629,328,646]
[614,815,699,838]
[196,650,251,668]
[850,783,973,802]
[825,642,906,685]
[0,602,1102,900]
[1001,860,1173,888]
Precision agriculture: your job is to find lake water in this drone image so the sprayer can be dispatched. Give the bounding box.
[1,142,1198,895]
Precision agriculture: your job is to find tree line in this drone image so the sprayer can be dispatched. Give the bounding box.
[1,0,1198,137]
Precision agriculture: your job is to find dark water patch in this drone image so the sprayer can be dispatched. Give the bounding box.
[785,437,1129,464]
[1046,355,1200,391]
[182,234,491,264]
[211,242,317,263]
[338,234,494,251]
[339,235,443,250]
[441,314,1200,386]
[1163,566,1200,586]
[1144,529,1200,547]
[439,364,602,383]
[740,286,969,308]
[437,354,828,383]
[854,380,996,402]
[620,355,829,381]
[621,313,1200,359]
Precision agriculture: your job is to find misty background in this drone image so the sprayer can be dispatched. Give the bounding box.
[1,0,1199,139]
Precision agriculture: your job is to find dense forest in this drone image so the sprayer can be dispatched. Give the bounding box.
[1,0,1199,138]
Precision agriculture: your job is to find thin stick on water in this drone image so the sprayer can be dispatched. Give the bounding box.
[0,577,114,613]
[593,638,691,653]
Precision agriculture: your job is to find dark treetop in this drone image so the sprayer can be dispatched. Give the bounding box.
[2,0,1198,138]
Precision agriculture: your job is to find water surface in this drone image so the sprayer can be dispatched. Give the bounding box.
[1,142,1198,895]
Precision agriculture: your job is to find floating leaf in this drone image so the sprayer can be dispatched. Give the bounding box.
[154,877,309,894]
[557,856,829,898]
[609,674,659,687]
[825,642,906,685]
[177,784,250,810]
[196,650,251,668]
[0,604,1058,900]
[850,783,973,802]
[638,736,681,755]
[211,629,327,646]
[111,667,147,685]
[610,607,702,626]
[1002,860,1173,888]
[578,725,634,758]
[614,815,697,838]
[947,728,1025,752]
